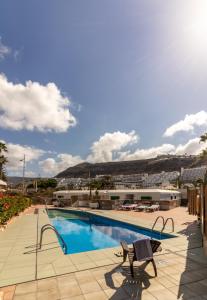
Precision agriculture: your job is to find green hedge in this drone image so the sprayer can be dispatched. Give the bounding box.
[0,196,31,225]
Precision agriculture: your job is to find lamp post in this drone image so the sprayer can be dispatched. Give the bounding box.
[89,171,92,201]
[20,155,26,194]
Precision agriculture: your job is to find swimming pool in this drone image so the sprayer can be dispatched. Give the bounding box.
[47,209,175,254]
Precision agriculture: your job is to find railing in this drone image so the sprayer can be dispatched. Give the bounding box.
[162,217,174,233]
[44,199,48,214]
[151,216,175,238]
[39,224,67,254]
[151,216,165,233]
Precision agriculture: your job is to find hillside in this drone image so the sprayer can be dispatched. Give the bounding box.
[56,155,207,178]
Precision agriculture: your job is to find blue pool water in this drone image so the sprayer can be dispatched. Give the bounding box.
[48,209,175,254]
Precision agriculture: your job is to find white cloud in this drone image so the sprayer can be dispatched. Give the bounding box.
[163,111,207,137]
[87,131,138,163]
[0,74,77,132]
[3,133,206,177]
[1,141,45,175]
[39,153,83,176]
[175,137,206,156]
[118,138,206,161]
[118,144,175,161]
[0,38,11,60]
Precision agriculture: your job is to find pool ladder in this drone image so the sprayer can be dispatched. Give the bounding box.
[39,224,67,254]
[151,216,174,237]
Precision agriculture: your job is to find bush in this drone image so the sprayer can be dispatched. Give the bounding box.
[0,196,31,225]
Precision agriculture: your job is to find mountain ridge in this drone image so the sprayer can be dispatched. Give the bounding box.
[56,155,207,178]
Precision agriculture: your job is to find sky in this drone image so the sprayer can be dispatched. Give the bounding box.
[1,0,207,177]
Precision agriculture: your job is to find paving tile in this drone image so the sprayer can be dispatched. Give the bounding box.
[13,292,36,300]
[37,288,60,300]
[141,291,157,300]
[0,285,16,293]
[187,281,207,296]
[59,280,82,298]
[0,265,35,280]
[57,273,76,286]
[37,264,56,279]
[76,262,97,271]
[0,275,35,288]
[84,290,107,300]
[61,296,84,300]
[104,287,129,300]
[2,290,15,300]
[75,270,94,284]
[37,278,58,291]
[199,278,207,286]
[94,259,114,267]
[91,268,107,280]
[150,288,178,300]
[169,285,197,298]
[54,264,78,275]
[188,297,206,300]
[52,257,72,268]
[155,276,176,288]
[79,281,101,294]
[97,279,111,290]
[15,281,37,294]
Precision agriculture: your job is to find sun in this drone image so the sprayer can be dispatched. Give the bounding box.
[186,1,207,48]
[190,19,207,43]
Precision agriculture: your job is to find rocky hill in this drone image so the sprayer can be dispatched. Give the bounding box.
[56,155,207,178]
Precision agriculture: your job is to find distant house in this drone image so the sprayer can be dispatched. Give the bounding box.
[143,171,180,188]
[180,166,207,185]
[0,179,7,191]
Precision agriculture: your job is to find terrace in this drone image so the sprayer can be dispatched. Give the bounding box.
[0,204,206,300]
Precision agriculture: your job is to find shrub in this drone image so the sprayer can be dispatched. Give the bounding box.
[0,196,31,225]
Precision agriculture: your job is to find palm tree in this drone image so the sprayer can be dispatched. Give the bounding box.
[0,142,8,153]
[0,142,8,180]
[200,133,207,158]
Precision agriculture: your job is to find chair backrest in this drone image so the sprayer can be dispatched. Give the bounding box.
[120,239,161,258]
[150,239,161,253]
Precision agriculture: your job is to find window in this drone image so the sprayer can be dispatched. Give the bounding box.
[141,196,152,200]
[111,195,120,200]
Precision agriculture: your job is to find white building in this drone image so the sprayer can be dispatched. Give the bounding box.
[0,179,7,191]
[53,188,181,210]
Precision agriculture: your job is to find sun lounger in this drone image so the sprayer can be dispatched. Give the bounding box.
[120,204,137,210]
[120,239,162,277]
[146,204,160,212]
[135,205,149,212]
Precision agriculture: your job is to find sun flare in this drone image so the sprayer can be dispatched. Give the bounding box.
[185,1,207,51]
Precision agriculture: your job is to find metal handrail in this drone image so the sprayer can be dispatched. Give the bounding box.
[44,199,48,214]
[162,217,174,233]
[39,224,67,254]
[151,216,165,232]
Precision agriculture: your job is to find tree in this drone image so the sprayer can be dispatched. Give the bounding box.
[37,178,57,189]
[0,142,8,181]
[200,133,207,158]
[87,176,114,190]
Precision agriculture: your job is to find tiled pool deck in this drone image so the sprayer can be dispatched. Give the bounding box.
[0,206,206,299]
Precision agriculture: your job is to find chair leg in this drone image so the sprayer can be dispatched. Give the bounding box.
[130,262,134,278]
[123,249,128,262]
[151,259,157,277]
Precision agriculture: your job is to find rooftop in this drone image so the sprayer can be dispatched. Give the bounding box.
[54,188,181,194]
